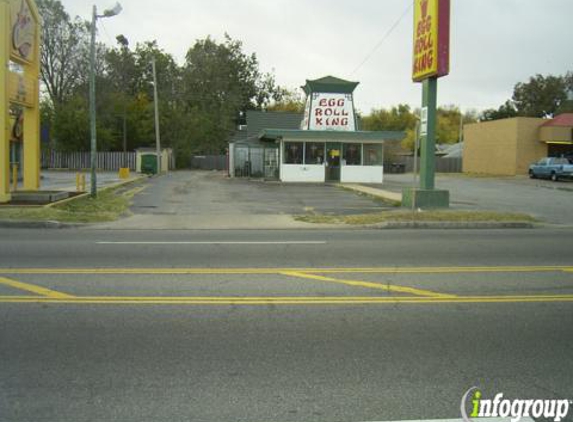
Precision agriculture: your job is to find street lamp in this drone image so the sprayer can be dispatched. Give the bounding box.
[151,58,161,174]
[89,2,122,198]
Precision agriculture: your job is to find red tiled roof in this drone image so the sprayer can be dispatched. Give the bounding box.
[542,113,573,127]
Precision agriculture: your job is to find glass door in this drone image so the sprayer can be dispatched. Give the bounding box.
[325,143,341,182]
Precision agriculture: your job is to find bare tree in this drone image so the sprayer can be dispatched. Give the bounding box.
[37,0,89,105]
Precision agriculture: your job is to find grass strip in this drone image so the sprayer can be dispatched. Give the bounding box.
[0,184,143,223]
[295,210,537,225]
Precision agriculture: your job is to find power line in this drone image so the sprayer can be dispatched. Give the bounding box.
[349,1,414,77]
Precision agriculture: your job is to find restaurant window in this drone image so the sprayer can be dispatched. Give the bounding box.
[343,143,361,165]
[363,144,383,166]
[284,142,303,164]
[305,142,325,164]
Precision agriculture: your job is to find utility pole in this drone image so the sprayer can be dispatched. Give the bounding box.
[151,58,161,174]
[458,110,463,144]
[89,2,122,197]
[89,5,97,197]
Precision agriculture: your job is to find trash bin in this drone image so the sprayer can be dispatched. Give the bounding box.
[141,154,158,174]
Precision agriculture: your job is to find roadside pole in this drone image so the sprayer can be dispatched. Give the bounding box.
[151,58,161,174]
[411,120,420,217]
[419,78,437,190]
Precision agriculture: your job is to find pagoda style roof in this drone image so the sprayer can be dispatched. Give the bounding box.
[302,76,360,95]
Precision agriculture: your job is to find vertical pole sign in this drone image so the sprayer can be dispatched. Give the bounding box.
[0,0,41,202]
[404,0,450,208]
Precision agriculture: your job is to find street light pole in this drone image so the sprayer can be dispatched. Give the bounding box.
[151,58,161,174]
[89,2,122,197]
[89,5,97,197]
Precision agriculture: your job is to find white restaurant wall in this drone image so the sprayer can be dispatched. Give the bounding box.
[280,164,325,182]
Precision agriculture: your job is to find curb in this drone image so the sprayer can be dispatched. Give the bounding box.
[365,221,537,229]
[0,219,540,230]
[0,220,84,229]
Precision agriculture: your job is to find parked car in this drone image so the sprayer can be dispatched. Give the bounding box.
[529,157,573,181]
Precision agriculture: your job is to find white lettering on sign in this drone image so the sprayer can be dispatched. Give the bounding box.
[307,93,355,131]
[420,106,428,136]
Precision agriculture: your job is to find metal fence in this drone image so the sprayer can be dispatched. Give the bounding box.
[233,144,279,179]
[385,156,462,173]
[42,151,137,170]
[190,155,227,171]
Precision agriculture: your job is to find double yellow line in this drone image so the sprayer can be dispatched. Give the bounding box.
[1,265,572,306]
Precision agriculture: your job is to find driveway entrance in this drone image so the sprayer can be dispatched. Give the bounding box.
[99,171,393,229]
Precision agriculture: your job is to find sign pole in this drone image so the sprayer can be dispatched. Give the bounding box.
[419,77,437,190]
[0,1,11,203]
[402,0,449,209]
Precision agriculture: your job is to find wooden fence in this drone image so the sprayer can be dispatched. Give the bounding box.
[385,156,462,173]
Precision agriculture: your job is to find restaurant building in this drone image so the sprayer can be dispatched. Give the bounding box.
[229,76,404,183]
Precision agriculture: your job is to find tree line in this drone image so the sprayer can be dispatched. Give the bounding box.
[38,0,288,167]
[37,0,573,162]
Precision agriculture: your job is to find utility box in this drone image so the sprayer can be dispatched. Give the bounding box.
[135,148,172,174]
[141,154,157,174]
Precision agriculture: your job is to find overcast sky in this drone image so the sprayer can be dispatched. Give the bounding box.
[60,0,572,114]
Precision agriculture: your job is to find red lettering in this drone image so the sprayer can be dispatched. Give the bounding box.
[337,99,345,107]
[315,118,323,126]
[315,108,323,116]
[325,108,333,116]
[341,118,349,126]
[319,99,327,107]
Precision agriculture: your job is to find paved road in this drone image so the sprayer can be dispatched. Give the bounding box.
[0,228,572,422]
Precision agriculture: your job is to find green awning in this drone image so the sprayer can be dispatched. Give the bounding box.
[258,129,404,143]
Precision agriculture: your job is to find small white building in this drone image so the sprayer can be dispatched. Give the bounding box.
[259,129,394,183]
[229,76,404,183]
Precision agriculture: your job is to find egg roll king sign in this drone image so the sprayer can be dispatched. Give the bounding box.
[412,0,450,82]
[404,0,451,208]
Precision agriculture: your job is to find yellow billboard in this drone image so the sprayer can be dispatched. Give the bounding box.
[10,0,38,64]
[412,0,450,82]
[1,0,41,201]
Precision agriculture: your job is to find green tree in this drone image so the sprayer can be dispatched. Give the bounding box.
[512,74,567,117]
[400,106,473,151]
[266,88,305,113]
[181,34,280,154]
[480,100,518,121]
[362,104,417,132]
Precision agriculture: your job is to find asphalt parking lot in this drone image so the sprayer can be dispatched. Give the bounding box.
[380,173,573,225]
[96,170,573,228]
[131,171,392,216]
[98,171,393,229]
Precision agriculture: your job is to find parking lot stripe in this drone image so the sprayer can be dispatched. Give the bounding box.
[0,277,74,298]
[281,271,457,298]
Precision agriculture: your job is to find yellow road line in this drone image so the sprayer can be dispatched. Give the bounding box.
[281,271,456,298]
[0,295,572,305]
[0,266,571,275]
[0,277,74,299]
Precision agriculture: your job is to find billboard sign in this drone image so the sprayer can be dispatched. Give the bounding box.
[412,0,450,82]
[306,93,355,131]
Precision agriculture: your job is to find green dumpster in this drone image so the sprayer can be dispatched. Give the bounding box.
[141,154,157,175]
